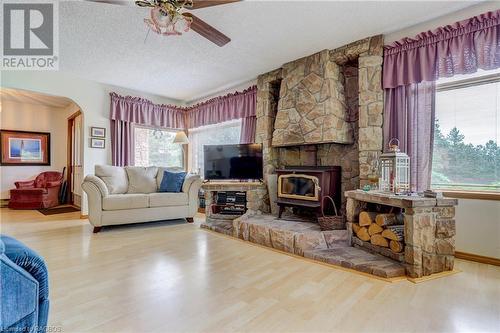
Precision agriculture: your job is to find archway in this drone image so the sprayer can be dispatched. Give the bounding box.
[0,87,85,211]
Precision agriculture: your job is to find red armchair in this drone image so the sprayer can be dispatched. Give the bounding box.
[9,171,63,210]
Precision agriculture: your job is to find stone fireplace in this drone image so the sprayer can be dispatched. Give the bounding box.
[255,35,384,214]
[202,34,459,280]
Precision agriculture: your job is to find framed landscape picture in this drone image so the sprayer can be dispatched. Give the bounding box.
[91,127,106,138]
[90,138,105,149]
[0,130,51,166]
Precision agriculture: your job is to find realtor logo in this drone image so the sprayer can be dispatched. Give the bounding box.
[2,0,59,70]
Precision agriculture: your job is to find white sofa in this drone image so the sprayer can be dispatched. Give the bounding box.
[82,165,202,233]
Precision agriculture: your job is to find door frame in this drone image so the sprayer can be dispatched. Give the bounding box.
[67,110,82,206]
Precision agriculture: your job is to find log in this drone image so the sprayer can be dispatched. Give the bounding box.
[381,225,404,241]
[368,223,383,236]
[370,234,389,247]
[359,211,377,227]
[375,213,403,226]
[390,240,404,253]
[352,223,361,234]
[356,227,371,242]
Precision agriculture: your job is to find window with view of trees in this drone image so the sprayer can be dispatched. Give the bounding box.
[432,69,500,192]
[134,126,183,168]
[188,119,242,177]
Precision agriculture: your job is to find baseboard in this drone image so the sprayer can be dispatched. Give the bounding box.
[455,251,500,266]
[80,214,89,219]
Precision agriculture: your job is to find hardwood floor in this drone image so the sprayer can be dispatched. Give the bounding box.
[1,208,499,332]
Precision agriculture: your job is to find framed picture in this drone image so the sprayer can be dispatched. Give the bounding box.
[91,127,106,138]
[0,130,50,166]
[90,138,105,149]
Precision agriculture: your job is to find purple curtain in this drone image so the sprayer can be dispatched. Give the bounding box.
[383,10,500,191]
[111,119,134,167]
[110,93,186,166]
[384,82,435,192]
[383,10,500,88]
[187,86,257,129]
[240,116,257,144]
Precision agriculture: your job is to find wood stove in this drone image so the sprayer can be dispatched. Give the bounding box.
[276,166,341,219]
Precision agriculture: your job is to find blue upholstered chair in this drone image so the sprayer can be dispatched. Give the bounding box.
[0,235,49,333]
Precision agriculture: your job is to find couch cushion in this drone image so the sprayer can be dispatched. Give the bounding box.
[103,194,149,211]
[95,165,128,194]
[156,167,184,189]
[149,192,189,208]
[125,166,158,194]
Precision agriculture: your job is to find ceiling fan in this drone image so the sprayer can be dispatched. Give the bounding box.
[87,0,241,46]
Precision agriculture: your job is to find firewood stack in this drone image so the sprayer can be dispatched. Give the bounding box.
[352,211,405,253]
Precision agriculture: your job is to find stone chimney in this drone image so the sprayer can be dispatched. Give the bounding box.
[272,50,353,147]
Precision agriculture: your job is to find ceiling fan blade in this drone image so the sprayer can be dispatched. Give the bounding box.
[184,13,231,47]
[190,0,241,10]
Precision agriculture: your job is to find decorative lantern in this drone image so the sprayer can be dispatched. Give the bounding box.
[378,138,410,194]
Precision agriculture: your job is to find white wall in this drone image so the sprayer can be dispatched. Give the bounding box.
[0,100,74,199]
[1,71,181,213]
[455,199,500,259]
[384,2,500,260]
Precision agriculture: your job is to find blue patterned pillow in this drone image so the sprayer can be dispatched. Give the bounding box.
[159,171,186,193]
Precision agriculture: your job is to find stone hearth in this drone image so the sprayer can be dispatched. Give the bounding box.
[304,247,405,278]
[201,213,406,279]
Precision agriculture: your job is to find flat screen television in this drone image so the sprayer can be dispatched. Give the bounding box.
[204,144,263,180]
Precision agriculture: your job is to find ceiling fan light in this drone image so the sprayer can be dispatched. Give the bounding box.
[162,23,181,36]
[151,7,173,28]
[144,18,161,34]
[175,15,192,33]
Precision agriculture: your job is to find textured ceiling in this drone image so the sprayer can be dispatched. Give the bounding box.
[60,1,478,101]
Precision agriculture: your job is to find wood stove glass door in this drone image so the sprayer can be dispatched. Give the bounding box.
[278,174,320,201]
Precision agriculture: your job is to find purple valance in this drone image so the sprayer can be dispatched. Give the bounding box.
[187,86,257,129]
[110,93,186,129]
[110,87,256,166]
[383,10,500,88]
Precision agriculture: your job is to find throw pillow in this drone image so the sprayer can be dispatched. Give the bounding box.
[95,165,128,194]
[125,166,158,194]
[159,171,186,193]
[156,167,184,189]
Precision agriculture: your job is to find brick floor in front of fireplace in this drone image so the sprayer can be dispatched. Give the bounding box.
[201,214,405,279]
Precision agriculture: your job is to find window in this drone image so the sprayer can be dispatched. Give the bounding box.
[188,119,242,176]
[432,69,500,192]
[134,126,183,168]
